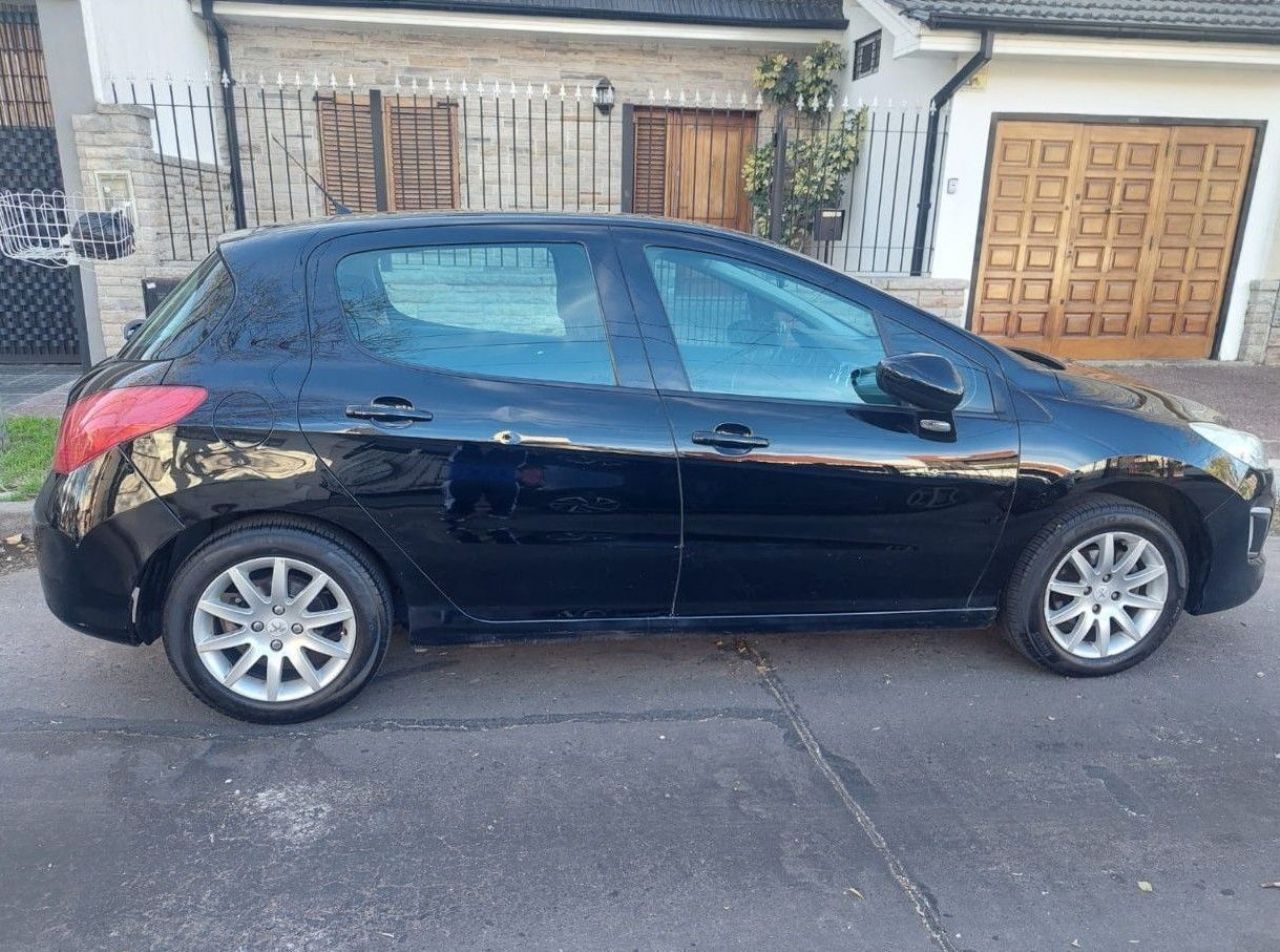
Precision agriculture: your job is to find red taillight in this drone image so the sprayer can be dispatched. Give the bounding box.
[52,385,207,475]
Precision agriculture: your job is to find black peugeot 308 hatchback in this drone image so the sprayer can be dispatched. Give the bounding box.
[35,214,1273,722]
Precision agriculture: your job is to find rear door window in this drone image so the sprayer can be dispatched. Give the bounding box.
[119,253,235,360]
[334,243,616,386]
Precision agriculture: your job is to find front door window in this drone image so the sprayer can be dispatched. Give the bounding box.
[644,246,886,403]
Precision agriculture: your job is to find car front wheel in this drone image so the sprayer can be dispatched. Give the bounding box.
[162,519,392,723]
[1001,495,1188,676]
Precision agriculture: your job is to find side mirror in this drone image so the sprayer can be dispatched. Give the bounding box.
[122,318,144,343]
[875,352,964,412]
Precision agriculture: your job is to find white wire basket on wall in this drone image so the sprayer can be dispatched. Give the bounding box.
[0,189,136,268]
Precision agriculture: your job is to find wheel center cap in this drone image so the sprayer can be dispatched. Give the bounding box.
[267,619,288,635]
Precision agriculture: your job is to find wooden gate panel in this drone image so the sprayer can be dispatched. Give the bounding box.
[972,122,1077,343]
[631,107,756,232]
[1056,125,1167,357]
[1135,126,1255,358]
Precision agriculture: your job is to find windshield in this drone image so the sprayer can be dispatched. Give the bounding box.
[119,253,235,360]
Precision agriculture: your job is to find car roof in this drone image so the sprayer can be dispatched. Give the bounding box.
[216,211,772,256]
[224,211,747,243]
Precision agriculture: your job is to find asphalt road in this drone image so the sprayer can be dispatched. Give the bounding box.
[2,544,1278,952]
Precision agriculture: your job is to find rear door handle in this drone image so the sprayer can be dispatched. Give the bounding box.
[691,425,770,450]
[345,400,433,425]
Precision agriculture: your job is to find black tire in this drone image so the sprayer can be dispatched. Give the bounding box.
[1000,495,1188,676]
[162,517,392,723]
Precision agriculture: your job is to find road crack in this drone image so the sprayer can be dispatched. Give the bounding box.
[727,636,958,952]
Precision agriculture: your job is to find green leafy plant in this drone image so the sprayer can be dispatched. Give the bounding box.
[744,42,867,251]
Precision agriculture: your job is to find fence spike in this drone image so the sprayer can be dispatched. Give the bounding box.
[647,88,655,103]
[841,95,850,111]
[509,81,517,97]
[410,76,419,92]
[542,83,550,99]
[559,84,566,100]
[221,70,232,87]
[590,85,598,103]
[312,72,320,88]
[709,90,717,106]
[347,74,355,89]
[445,78,452,94]
[678,90,686,105]
[329,73,337,88]
[393,75,402,90]
[461,78,469,94]
[526,83,534,99]
[755,91,764,107]
[429,76,437,94]
[276,72,284,88]
[202,69,210,85]
[872,96,879,108]
[694,90,702,105]
[826,95,835,111]
[575,85,582,100]
[663,88,672,103]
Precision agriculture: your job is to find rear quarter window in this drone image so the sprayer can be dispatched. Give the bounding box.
[119,253,235,360]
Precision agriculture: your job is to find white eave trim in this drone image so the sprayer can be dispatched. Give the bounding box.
[204,0,844,43]
[910,29,1280,66]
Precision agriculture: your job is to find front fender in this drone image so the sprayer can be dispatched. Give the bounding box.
[970,407,1269,609]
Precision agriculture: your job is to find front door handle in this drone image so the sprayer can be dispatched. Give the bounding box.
[345,399,433,425]
[691,424,770,450]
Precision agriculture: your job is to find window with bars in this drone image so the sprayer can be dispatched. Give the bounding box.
[315,94,460,213]
[853,31,881,81]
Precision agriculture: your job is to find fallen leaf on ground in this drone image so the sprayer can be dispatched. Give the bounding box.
[1137,881,1153,892]
[1261,882,1280,889]
[845,887,864,900]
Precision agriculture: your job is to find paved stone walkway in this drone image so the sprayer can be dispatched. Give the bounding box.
[0,365,76,417]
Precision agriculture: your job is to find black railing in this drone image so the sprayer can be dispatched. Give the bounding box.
[107,78,947,275]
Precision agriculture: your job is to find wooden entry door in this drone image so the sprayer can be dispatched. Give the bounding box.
[631,107,757,232]
[973,120,1256,359]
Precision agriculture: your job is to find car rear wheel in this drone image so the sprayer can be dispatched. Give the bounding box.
[1001,496,1188,676]
[162,519,392,723]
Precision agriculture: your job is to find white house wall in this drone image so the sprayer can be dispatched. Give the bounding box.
[80,0,216,163]
[932,54,1280,360]
[824,4,956,275]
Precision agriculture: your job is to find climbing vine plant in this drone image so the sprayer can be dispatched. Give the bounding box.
[742,42,867,251]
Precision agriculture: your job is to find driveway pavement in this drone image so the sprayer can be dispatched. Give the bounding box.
[2,540,1278,952]
[1097,361,1280,466]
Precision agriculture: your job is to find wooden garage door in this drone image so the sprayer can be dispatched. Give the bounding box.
[972,121,1255,359]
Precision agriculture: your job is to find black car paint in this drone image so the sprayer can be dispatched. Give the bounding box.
[34,214,1273,648]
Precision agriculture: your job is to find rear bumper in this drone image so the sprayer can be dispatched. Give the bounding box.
[34,450,183,645]
[1188,468,1273,615]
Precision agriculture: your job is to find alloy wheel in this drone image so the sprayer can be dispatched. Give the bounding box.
[192,556,356,703]
[1042,531,1169,660]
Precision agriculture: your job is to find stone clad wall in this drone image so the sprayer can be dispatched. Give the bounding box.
[1241,280,1280,366]
[863,277,970,327]
[73,104,229,350]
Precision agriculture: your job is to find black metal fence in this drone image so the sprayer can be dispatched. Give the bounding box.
[107,77,947,275]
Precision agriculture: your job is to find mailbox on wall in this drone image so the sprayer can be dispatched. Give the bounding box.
[141,277,181,317]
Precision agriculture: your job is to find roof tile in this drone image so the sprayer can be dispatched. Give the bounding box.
[888,0,1280,39]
